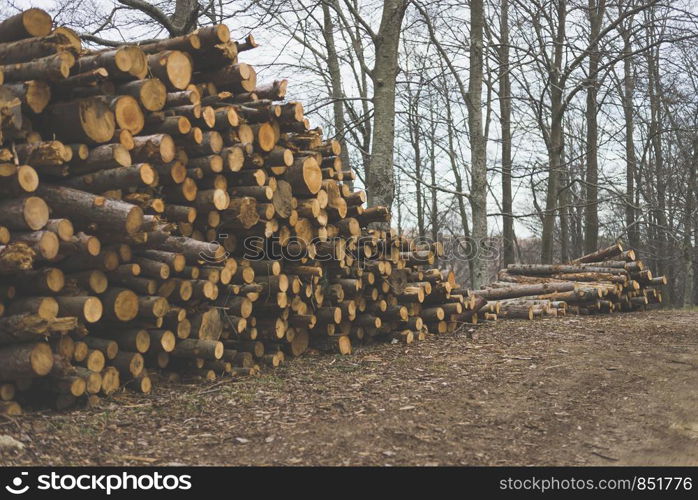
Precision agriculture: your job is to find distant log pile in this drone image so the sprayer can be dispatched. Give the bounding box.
[0,9,473,415]
[469,243,666,321]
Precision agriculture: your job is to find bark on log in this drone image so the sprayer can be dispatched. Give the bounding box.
[470,282,576,300]
[63,164,156,193]
[44,97,116,144]
[0,8,52,43]
[37,185,144,235]
[571,242,624,264]
[284,156,322,195]
[0,314,77,345]
[147,51,192,90]
[117,79,167,111]
[171,338,223,360]
[506,264,628,276]
[2,52,74,82]
[3,80,51,113]
[0,342,53,379]
[99,287,139,322]
[0,195,49,231]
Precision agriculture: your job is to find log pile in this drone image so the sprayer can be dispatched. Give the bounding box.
[0,9,471,415]
[469,243,666,321]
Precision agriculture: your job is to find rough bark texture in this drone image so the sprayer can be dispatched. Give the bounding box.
[36,185,144,235]
[468,0,488,288]
[0,314,77,345]
[0,342,53,379]
[321,1,352,185]
[499,0,514,267]
[365,0,408,218]
[541,0,567,264]
[620,26,639,249]
[583,0,605,254]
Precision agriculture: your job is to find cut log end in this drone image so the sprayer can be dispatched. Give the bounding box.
[338,336,352,355]
[113,95,144,134]
[112,289,139,322]
[74,98,117,144]
[31,342,54,376]
[256,122,276,152]
[83,297,103,323]
[140,78,167,111]
[17,8,53,39]
[125,206,145,234]
[24,196,50,231]
[46,268,65,292]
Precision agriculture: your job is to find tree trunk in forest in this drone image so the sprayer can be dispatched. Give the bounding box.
[583,0,605,254]
[469,0,488,288]
[321,1,352,187]
[559,139,570,262]
[170,0,199,35]
[442,75,473,279]
[366,0,408,217]
[499,0,514,267]
[694,214,698,306]
[541,0,566,264]
[683,138,697,306]
[428,106,438,248]
[407,74,425,239]
[543,118,562,264]
[646,42,668,276]
[620,25,639,249]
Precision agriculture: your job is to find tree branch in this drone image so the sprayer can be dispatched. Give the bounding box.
[117,0,176,34]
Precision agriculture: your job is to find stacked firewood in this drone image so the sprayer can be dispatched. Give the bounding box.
[469,243,666,321]
[0,9,471,415]
[308,234,474,352]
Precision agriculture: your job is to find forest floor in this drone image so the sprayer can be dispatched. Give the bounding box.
[1,310,697,466]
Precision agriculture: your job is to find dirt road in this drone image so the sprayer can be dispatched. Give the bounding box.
[1,310,697,466]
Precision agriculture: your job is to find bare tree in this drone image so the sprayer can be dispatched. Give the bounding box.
[498,0,515,265]
[469,0,488,288]
[321,0,352,182]
[583,0,606,253]
[363,0,409,215]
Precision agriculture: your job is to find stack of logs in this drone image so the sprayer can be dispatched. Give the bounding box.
[0,9,473,415]
[467,243,666,321]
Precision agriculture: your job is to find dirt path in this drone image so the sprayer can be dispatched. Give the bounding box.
[1,310,697,466]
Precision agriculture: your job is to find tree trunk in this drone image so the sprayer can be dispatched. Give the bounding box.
[469,0,488,288]
[583,0,605,254]
[559,140,570,262]
[170,0,199,36]
[428,106,438,247]
[541,0,566,264]
[407,75,425,239]
[442,74,473,279]
[646,42,668,277]
[322,0,352,186]
[683,138,697,306]
[365,0,408,216]
[620,26,639,248]
[499,0,514,266]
